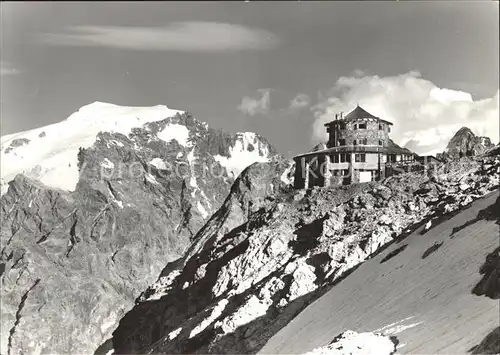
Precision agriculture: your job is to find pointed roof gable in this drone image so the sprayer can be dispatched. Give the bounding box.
[344,105,378,120]
[324,105,393,126]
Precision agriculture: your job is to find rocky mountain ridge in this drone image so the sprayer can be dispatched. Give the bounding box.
[0,103,283,355]
[112,148,499,353]
[437,127,493,161]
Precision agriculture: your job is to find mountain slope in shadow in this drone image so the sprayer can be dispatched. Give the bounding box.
[260,191,500,354]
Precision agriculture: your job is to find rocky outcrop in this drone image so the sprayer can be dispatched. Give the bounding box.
[437,127,493,161]
[479,136,493,148]
[112,151,499,354]
[0,105,281,355]
[468,243,500,355]
[485,143,500,157]
[470,327,500,354]
[472,246,500,300]
[4,138,30,154]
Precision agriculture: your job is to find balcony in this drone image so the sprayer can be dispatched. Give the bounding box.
[384,160,420,167]
[326,145,388,154]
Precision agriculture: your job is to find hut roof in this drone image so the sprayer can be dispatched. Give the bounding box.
[324,105,393,126]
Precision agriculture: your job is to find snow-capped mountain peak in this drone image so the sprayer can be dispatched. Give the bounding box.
[1,102,280,198]
[65,101,178,124]
[1,102,184,195]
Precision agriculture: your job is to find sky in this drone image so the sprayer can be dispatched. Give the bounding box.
[1,1,499,157]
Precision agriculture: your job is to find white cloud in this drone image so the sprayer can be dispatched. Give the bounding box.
[352,69,366,77]
[38,22,279,52]
[238,89,272,116]
[289,93,311,110]
[0,62,22,76]
[312,71,499,156]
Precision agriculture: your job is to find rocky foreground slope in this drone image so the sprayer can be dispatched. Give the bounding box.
[112,150,499,353]
[0,102,282,355]
[261,188,499,355]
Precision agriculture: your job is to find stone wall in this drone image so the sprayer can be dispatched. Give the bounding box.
[327,119,390,148]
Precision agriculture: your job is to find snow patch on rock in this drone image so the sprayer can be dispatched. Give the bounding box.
[303,330,397,355]
[187,149,198,195]
[100,313,117,334]
[167,327,182,341]
[280,164,294,185]
[101,158,114,170]
[375,316,423,336]
[197,201,209,219]
[149,158,168,170]
[214,132,271,178]
[111,199,124,209]
[157,124,191,147]
[145,173,159,185]
[110,139,124,147]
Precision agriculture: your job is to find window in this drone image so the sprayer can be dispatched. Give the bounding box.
[388,126,391,133]
[378,140,383,146]
[379,124,383,130]
[355,153,366,163]
[339,123,346,130]
[362,138,367,145]
[338,139,346,146]
[358,123,367,129]
[353,139,357,146]
[340,153,351,163]
[333,154,339,163]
